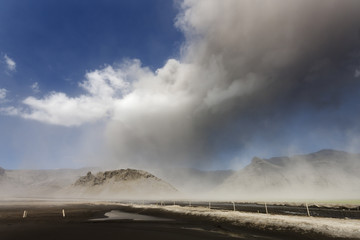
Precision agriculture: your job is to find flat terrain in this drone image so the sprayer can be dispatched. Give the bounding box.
[0,201,356,240]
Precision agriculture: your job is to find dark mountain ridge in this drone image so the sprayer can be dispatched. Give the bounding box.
[68,168,178,199]
[74,168,170,187]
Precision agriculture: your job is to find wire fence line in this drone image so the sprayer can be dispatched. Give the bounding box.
[123,200,360,220]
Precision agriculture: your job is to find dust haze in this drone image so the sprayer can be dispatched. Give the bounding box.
[1,0,360,201]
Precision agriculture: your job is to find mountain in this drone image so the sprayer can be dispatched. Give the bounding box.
[217,149,360,200]
[67,168,178,199]
[2,149,359,200]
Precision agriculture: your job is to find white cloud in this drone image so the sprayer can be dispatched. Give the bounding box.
[0,88,7,100]
[21,93,113,126]
[9,60,154,127]
[31,82,40,93]
[79,62,137,98]
[0,106,18,115]
[4,54,16,71]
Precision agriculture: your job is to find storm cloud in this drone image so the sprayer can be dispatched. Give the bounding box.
[4,0,360,168]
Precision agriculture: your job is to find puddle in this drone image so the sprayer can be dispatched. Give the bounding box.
[90,210,173,222]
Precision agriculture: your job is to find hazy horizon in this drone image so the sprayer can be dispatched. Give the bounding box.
[1,0,360,175]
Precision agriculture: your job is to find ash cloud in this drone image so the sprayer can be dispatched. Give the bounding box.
[107,0,360,167]
[4,0,360,168]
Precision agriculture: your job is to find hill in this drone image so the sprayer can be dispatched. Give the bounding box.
[68,169,178,199]
[217,149,360,200]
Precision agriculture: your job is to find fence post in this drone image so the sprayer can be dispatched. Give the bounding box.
[232,201,236,211]
[265,203,268,214]
[305,203,311,217]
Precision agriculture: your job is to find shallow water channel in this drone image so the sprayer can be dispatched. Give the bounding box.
[90,210,173,221]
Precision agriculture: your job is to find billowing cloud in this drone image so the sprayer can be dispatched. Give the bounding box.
[3,0,360,168]
[4,54,16,71]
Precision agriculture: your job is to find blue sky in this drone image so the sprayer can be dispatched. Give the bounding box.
[0,0,182,96]
[0,0,182,169]
[1,0,360,170]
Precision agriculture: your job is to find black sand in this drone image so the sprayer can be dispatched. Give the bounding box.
[0,202,354,240]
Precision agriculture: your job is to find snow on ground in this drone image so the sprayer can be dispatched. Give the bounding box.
[128,204,360,239]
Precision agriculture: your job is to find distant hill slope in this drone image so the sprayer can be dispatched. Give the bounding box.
[67,169,178,199]
[218,149,360,200]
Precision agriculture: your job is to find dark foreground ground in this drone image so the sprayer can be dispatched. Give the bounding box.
[0,201,356,240]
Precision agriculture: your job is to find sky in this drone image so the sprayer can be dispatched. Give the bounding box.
[0,0,360,170]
